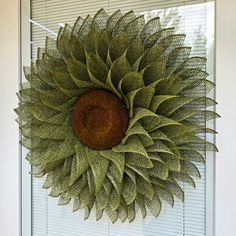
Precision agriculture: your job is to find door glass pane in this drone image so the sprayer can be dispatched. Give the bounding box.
[29,1,215,235]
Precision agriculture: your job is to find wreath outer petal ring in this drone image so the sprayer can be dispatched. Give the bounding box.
[16,8,219,223]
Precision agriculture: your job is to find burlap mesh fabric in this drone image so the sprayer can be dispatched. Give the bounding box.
[15,9,219,223]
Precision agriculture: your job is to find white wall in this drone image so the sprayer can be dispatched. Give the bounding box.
[0,0,20,236]
[215,0,236,236]
[0,0,236,236]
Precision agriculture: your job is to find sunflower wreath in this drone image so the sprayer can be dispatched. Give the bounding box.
[16,9,219,223]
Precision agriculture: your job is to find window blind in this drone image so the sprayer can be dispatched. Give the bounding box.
[30,1,215,235]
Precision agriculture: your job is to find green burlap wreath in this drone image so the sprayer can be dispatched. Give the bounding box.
[16,9,219,223]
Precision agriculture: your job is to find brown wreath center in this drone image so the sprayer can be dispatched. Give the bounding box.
[72,90,129,150]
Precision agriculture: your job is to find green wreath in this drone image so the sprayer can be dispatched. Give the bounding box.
[16,9,219,223]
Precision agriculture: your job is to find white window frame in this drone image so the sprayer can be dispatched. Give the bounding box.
[20,0,216,235]
[20,0,31,235]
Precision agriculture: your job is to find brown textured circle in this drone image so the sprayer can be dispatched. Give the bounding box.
[72,90,129,150]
